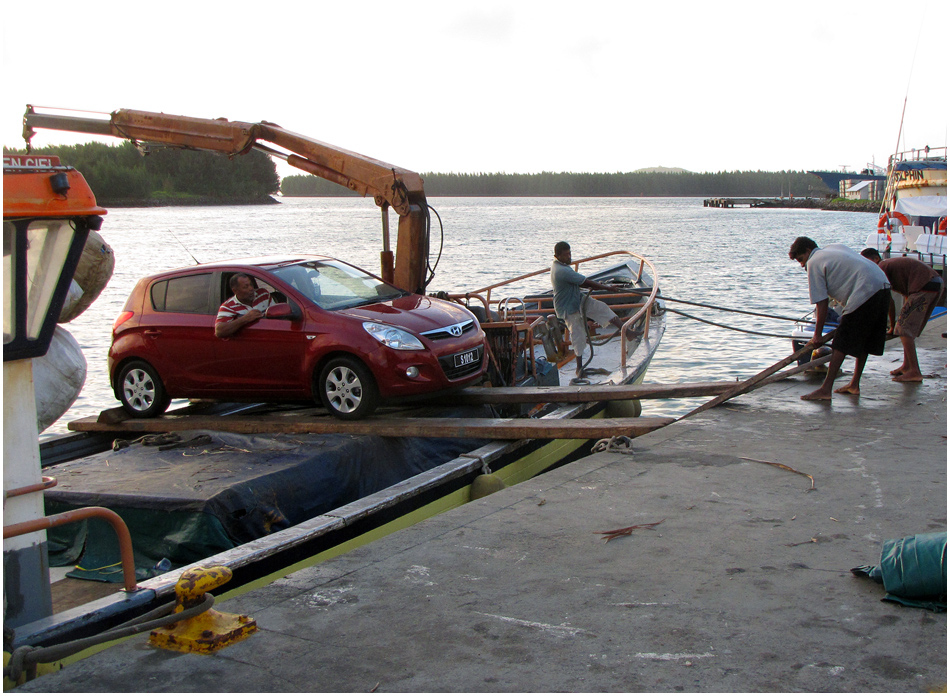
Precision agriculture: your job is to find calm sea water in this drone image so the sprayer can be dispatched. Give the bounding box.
[46,197,876,436]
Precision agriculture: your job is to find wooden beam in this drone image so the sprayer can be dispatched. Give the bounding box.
[68,414,675,440]
[678,332,836,420]
[435,381,736,405]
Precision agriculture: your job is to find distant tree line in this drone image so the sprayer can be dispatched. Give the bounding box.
[4,142,280,205]
[281,170,831,198]
[2,141,832,202]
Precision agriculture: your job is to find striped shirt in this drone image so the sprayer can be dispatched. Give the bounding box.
[215,288,271,325]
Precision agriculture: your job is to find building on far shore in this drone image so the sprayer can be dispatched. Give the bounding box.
[844,179,884,200]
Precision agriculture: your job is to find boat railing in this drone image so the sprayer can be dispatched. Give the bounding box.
[3,504,138,593]
[498,296,529,322]
[888,146,948,167]
[447,250,661,370]
[4,476,58,499]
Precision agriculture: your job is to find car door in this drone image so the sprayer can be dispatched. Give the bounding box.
[209,272,312,396]
[139,271,219,393]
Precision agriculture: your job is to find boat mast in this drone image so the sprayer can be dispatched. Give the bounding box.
[880,96,908,218]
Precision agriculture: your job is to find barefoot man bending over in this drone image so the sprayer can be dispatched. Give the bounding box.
[861,248,944,383]
[789,237,889,400]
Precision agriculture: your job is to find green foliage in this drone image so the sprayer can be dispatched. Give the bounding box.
[3,142,279,203]
[86,158,153,199]
[281,170,830,198]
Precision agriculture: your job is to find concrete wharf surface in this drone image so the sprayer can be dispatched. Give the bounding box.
[18,330,947,692]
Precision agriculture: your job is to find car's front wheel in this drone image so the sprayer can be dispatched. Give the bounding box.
[317,356,379,420]
[118,360,171,418]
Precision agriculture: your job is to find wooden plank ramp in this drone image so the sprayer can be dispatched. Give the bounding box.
[439,381,736,405]
[68,412,675,440]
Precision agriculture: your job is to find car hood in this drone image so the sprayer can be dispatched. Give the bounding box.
[341,295,477,334]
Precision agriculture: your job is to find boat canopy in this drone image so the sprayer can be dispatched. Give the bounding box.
[894,195,948,218]
[894,160,947,172]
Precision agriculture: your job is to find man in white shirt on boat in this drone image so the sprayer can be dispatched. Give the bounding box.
[551,241,632,379]
[788,237,889,400]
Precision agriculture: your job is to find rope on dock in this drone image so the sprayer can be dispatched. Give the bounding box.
[591,435,635,454]
[4,594,216,684]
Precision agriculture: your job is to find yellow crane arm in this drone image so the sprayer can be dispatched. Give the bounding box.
[22,106,429,292]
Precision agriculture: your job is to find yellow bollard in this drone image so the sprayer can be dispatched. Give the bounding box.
[149,565,257,654]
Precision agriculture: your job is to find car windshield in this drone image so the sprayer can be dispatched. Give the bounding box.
[271,260,407,310]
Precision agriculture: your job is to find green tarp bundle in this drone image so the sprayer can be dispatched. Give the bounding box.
[852,532,947,612]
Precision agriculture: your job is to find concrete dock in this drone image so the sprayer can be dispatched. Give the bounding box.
[16,329,947,692]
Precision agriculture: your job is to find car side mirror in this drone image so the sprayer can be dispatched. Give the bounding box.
[265,303,300,320]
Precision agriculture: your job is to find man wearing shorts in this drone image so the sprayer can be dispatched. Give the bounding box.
[861,248,944,382]
[551,241,631,379]
[789,237,889,400]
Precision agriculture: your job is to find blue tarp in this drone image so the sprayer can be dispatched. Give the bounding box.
[893,160,947,172]
[852,532,947,612]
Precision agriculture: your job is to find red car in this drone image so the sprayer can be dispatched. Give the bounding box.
[109,256,487,419]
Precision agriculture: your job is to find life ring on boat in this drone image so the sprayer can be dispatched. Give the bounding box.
[938,217,947,236]
[877,211,910,233]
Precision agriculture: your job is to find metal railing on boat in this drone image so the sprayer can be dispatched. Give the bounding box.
[447,250,661,369]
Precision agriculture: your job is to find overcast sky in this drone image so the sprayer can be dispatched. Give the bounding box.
[3,1,947,178]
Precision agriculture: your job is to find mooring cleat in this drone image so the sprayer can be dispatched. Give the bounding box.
[149,565,257,654]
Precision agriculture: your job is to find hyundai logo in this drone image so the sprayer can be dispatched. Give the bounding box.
[449,324,463,337]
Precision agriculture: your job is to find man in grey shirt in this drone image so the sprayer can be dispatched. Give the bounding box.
[551,241,631,379]
[788,237,889,400]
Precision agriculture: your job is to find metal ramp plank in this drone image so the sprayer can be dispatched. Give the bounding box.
[439,381,736,404]
[68,414,676,439]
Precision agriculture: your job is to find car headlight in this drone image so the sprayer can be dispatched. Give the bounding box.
[363,322,424,350]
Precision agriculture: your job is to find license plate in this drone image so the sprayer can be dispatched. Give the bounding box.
[454,348,478,368]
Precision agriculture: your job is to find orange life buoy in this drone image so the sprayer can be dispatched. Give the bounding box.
[938,217,947,236]
[877,211,910,233]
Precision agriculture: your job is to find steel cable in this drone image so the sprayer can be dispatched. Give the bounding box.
[621,287,807,323]
[4,593,215,684]
[664,306,797,339]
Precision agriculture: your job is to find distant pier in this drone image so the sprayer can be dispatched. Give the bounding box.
[704,197,823,209]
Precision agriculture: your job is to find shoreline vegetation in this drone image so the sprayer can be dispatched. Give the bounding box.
[4,142,881,212]
[102,195,882,213]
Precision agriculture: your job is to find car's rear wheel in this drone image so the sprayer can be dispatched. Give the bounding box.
[118,360,171,418]
[317,356,379,420]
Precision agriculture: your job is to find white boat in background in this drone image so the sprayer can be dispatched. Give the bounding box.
[865,146,947,266]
